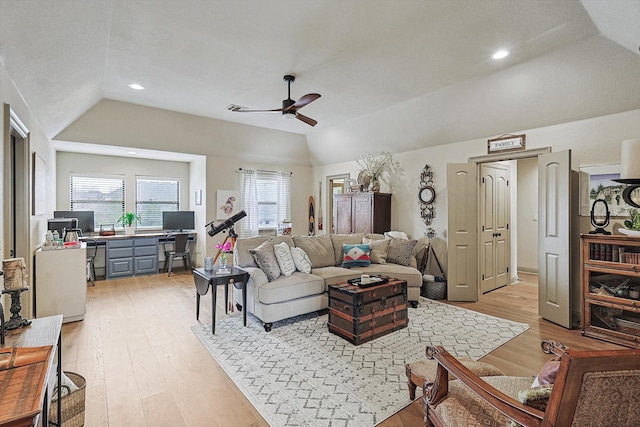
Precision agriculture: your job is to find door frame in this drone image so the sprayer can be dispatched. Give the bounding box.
[3,104,32,316]
[326,173,349,233]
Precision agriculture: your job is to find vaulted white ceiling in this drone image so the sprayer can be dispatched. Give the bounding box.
[1,0,639,165]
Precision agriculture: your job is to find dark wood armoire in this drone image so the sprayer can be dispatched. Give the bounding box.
[333,192,391,234]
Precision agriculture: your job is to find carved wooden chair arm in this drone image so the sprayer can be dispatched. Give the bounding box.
[424,345,545,427]
[541,340,567,358]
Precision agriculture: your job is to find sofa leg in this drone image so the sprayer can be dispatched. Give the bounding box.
[236,303,243,311]
[263,322,273,332]
[410,301,419,308]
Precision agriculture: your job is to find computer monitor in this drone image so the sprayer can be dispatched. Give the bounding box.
[54,210,95,234]
[162,211,195,231]
[48,218,78,238]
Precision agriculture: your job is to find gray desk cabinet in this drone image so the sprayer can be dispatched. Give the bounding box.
[107,237,158,279]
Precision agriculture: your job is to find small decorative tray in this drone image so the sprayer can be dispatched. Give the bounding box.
[347,276,389,288]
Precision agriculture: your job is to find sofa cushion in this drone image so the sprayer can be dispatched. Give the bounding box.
[387,238,417,266]
[274,241,296,277]
[341,244,371,268]
[250,240,281,281]
[353,263,422,288]
[330,233,364,265]
[293,235,335,268]
[255,271,325,304]
[363,237,390,264]
[291,247,312,273]
[311,266,363,288]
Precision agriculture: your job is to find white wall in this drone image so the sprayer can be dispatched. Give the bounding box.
[312,108,640,284]
[1,62,57,318]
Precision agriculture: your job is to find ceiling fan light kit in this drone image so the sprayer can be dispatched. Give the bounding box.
[231,74,321,126]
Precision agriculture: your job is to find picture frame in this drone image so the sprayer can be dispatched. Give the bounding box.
[487,134,526,154]
[32,152,46,215]
[195,189,202,206]
[216,190,238,219]
[579,164,628,217]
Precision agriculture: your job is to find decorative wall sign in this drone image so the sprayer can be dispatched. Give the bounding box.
[419,164,435,226]
[487,134,526,154]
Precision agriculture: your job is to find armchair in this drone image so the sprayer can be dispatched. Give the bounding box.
[422,340,640,427]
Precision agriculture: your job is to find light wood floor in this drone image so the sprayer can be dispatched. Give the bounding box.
[60,271,622,427]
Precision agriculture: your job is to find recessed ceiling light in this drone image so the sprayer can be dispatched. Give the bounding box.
[127,151,138,155]
[128,83,145,90]
[492,50,510,60]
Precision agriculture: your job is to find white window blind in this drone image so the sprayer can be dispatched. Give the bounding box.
[136,177,180,228]
[70,175,125,229]
[239,169,291,238]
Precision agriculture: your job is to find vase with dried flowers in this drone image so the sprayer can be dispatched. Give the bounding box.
[357,151,394,192]
[216,241,232,272]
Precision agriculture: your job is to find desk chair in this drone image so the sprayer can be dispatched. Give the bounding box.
[164,233,192,276]
[85,238,98,286]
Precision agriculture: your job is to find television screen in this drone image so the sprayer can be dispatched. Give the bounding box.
[162,211,195,231]
[54,210,95,234]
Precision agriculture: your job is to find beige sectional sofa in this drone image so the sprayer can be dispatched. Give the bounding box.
[233,233,425,331]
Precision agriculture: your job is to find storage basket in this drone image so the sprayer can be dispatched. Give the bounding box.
[425,280,447,300]
[49,371,86,427]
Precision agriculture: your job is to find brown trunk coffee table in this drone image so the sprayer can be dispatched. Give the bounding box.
[328,278,408,345]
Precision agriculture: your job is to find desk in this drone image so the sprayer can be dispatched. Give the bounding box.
[0,315,63,427]
[193,267,249,334]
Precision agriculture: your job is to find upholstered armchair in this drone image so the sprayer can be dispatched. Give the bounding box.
[422,340,640,427]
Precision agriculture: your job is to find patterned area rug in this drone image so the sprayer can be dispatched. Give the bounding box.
[192,297,528,427]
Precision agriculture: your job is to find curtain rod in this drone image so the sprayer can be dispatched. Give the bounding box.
[238,168,293,175]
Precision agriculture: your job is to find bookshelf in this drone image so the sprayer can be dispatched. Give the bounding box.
[581,234,640,348]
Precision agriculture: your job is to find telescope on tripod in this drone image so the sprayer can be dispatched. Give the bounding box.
[206,210,247,238]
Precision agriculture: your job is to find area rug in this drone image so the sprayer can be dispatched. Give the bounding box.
[191,297,528,427]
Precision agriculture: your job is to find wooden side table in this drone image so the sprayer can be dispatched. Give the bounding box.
[0,315,63,427]
[193,267,249,334]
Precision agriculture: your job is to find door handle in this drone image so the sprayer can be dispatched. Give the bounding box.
[492,232,502,237]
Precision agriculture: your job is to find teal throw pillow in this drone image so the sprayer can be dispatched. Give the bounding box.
[342,244,371,268]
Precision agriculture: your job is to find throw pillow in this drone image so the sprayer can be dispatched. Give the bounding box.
[249,240,281,281]
[506,385,554,427]
[291,247,312,273]
[342,244,371,268]
[363,237,390,264]
[331,233,364,265]
[385,230,409,240]
[531,357,561,387]
[273,241,296,277]
[387,238,417,266]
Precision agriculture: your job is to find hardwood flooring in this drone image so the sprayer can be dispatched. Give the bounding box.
[60,271,622,426]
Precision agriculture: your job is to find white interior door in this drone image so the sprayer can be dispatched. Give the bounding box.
[447,163,478,301]
[538,150,572,328]
[480,164,510,293]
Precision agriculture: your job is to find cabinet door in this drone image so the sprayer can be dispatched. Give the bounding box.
[352,193,373,234]
[334,195,353,234]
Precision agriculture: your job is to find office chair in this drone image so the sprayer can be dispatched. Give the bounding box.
[164,233,192,276]
[85,238,98,286]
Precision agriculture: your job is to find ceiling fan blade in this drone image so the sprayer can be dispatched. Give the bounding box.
[296,113,317,127]
[234,108,284,113]
[286,93,321,111]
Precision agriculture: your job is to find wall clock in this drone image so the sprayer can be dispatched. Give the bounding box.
[419,164,435,225]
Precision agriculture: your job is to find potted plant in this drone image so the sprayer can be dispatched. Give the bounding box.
[357,151,395,192]
[117,212,141,235]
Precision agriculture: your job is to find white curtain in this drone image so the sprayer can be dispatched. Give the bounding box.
[238,169,259,238]
[276,171,291,225]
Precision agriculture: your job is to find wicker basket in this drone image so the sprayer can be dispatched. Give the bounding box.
[49,371,86,427]
[425,280,447,300]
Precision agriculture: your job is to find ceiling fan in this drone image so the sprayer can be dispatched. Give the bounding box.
[230,74,321,127]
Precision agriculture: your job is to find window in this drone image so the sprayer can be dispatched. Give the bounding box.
[70,175,125,229]
[136,177,180,228]
[238,169,291,238]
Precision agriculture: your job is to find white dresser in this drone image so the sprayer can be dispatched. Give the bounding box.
[35,244,87,322]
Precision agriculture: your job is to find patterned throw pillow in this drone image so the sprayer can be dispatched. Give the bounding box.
[291,247,312,273]
[249,240,281,281]
[363,237,390,264]
[387,238,417,266]
[341,244,371,268]
[273,241,296,277]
